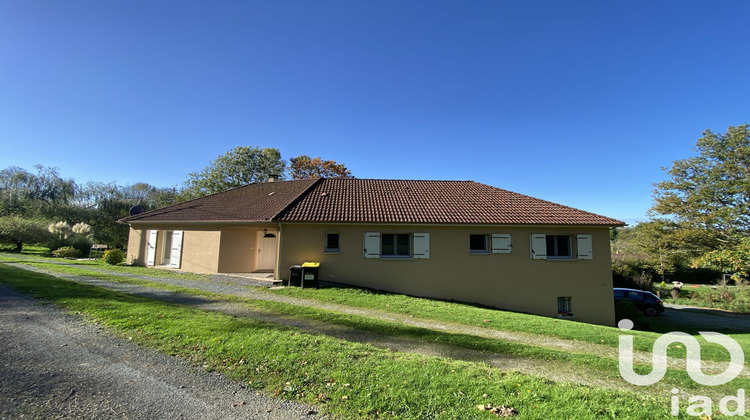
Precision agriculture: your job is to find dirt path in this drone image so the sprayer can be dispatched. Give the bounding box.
[0,284,320,420]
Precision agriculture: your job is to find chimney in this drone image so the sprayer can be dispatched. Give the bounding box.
[267,174,279,183]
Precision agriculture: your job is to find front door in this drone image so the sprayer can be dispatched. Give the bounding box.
[255,231,277,271]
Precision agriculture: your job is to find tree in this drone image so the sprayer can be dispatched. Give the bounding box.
[649,124,750,278]
[182,146,285,199]
[75,182,159,249]
[0,165,76,218]
[693,235,750,280]
[1,164,178,249]
[0,216,50,252]
[651,124,750,241]
[288,155,353,180]
[148,187,180,209]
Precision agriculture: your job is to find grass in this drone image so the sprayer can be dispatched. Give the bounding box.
[3,255,749,398]
[0,252,210,281]
[268,285,750,361]
[0,263,686,419]
[0,244,51,255]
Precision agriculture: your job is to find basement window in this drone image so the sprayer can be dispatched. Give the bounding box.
[557,297,573,318]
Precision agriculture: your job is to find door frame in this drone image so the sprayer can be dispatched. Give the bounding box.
[254,230,278,272]
[161,230,173,266]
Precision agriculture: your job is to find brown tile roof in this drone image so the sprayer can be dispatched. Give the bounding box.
[120,179,320,223]
[277,179,624,226]
[121,178,624,226]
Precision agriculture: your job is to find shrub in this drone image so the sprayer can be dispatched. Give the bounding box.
[612,258,658,289]
[671,264,722,285]
[632,271,654,292]
[102,249,125,265]
[70,235,93,256]
[52,246,80,258]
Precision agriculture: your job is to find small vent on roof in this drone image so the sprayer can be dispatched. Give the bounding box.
[321,192,328,197]
[268,191,275,196]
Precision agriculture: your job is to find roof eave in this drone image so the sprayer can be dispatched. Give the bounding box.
[123,219,279,226]
[274,220,625,227]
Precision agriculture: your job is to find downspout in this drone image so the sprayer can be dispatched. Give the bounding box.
[275,223,283,280]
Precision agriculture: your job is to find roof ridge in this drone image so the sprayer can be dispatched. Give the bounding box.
[269,177,325,221]
[324,178,470,183]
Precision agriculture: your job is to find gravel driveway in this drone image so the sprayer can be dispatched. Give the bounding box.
[0,284,320,420]
[663,303,750,331]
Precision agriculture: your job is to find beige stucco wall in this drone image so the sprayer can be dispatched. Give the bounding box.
[126,228,148,266]
[125,226,221,273]
[278,224,616,326]
[125,225,267,274]
[218,228,259,273]
[180,230,221,273]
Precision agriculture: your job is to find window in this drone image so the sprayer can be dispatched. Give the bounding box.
[324,233,340,252]
[546,235,572,259]
[363,232,429,259]
[162,231,173,265]
[531,234,594,260]
[557,296,573,317]
[381,233,411,257]
[469,234,488,253]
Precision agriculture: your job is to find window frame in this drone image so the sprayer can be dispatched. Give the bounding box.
[380,233,412,259]
[469,234,489,254]
[324,232,341,253]
[546,235,573,259]
[557,296,573,318]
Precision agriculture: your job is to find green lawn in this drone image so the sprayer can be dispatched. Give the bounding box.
[0,263,687,419]
[0,252,210,281]
[0,244,51,255]
[269,284,750,363]
[3,255,749,400]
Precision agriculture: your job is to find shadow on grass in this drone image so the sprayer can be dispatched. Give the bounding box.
[0,264,216,316]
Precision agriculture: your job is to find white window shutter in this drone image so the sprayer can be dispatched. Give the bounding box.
[491,234,512,254]
[530,234,547,259]
[363,232,381,259]
[413,233,430,259]
[169,230,184,268]
[146,230,158,266]
[576,234,593,260]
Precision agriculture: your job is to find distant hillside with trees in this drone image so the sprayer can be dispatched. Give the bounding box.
[0,146,353,254]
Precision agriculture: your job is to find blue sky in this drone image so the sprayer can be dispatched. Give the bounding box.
[2,1,749,225]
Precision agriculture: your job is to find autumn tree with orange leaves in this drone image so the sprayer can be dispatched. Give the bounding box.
[288,155,353,180]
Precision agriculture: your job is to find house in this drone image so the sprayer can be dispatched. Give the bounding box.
[120,178,625,325]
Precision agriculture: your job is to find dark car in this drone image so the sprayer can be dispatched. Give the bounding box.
[613,288,665,316]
